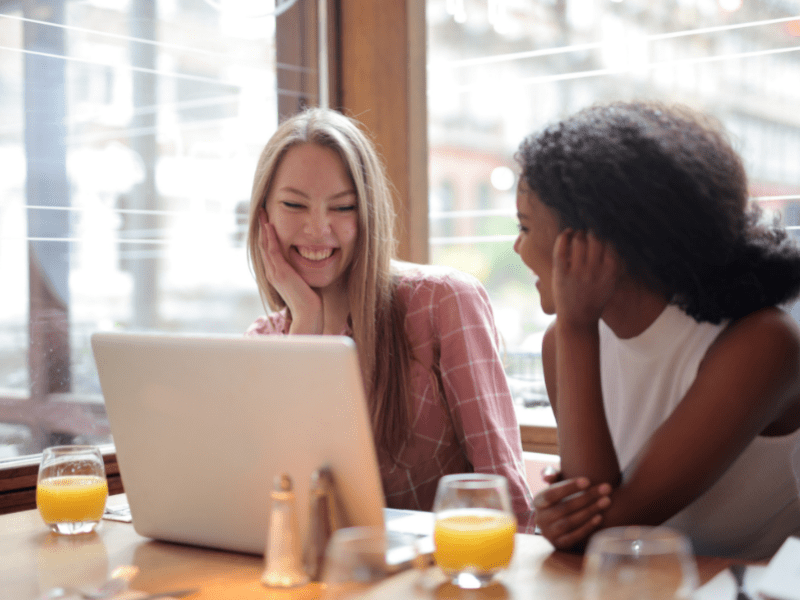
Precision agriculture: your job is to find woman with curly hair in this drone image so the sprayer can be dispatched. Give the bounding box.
[514,100,800,559]
[245,107,535,530]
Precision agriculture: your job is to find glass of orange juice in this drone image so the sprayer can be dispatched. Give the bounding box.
[432,473,516,589]
[36,445,108,535]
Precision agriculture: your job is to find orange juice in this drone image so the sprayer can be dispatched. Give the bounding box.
[433,509,516,574]
[36,475,108,524]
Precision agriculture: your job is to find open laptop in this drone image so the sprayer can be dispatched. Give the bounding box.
[91,332,388,556]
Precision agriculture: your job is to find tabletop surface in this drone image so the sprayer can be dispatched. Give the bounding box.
[1,495,738,600]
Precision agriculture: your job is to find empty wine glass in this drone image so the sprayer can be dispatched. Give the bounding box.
[320,526,419,599]
[583,526,699,600]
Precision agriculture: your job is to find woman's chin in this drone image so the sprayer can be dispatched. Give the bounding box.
[300,274,342,293]
[538,296,556,315]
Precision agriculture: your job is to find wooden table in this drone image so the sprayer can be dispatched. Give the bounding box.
[1,495,737,600]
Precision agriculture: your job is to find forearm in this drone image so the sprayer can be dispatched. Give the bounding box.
[555,321,620,486]
[285,301,324,335]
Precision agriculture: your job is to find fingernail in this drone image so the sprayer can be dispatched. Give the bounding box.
[598,483,612,495]
[597,497,611,509]
[592,514,602,525]
[577,478,590,489]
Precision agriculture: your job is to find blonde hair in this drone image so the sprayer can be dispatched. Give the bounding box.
[246,108,412,458]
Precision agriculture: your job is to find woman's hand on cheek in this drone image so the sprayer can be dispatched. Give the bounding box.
[534,477,611,551]
[552,230,620,328]
[258,212,323,334]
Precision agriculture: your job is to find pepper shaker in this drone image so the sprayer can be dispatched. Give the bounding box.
[304,466,339,581]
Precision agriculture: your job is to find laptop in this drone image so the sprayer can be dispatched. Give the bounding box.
[91,332,387,556]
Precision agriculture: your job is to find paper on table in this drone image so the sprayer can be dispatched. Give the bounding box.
[756,536,800,600]
[692,565,765,600]
[103,504,132,523]
[384,508,435,557]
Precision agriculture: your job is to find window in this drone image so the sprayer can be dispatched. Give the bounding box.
[0,0,321,462]
[426,0,800,424]
[5,0,798,468]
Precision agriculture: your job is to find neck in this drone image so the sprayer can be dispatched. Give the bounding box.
[319,282,351,335]
[601,277,669,339]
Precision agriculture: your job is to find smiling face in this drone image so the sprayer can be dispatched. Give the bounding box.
[514,180,561,315]
[265,143,358,293]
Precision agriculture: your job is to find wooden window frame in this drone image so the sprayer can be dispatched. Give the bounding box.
[334,0,556,455]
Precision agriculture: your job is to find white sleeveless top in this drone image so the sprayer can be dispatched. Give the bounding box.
[600,304,800,560]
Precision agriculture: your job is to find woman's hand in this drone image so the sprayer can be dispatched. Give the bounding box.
[541,464,562,484]
[534,477,612,551]
[258,211,324,334]
[552,230,620,329]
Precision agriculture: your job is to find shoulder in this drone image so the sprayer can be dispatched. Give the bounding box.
[702,307,800,404]
[392,261,487,300]
[542,320,557,358]
[393,262,496,335]
[541,321,558,391]
[712,307,800,361]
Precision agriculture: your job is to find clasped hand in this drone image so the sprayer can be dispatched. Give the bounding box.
[534,468,612,551]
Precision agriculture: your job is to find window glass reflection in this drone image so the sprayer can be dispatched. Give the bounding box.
[427,0,800,410]
[0,0,297,460]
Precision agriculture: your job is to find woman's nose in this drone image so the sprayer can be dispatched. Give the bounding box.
[304,210,331,237]
[513,235,520,254]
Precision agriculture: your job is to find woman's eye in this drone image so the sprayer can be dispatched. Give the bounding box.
[281,201,304,209]
[517,223,528,233]
[334,205,357,213]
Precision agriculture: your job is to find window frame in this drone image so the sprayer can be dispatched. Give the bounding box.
[334,0,555,455]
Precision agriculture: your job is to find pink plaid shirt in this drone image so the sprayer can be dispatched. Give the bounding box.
[246,262,535,532]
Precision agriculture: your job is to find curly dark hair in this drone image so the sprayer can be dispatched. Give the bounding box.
[515,100,800,323]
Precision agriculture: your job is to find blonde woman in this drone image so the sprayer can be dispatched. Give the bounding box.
[245,108,535,531]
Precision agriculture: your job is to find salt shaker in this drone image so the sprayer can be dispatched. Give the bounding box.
[304,466,339,581]
[261,473,310,588]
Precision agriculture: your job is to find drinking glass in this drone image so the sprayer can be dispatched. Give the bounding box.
[37,445,109,535]
[582,526,699,600]
[432,473,517,589]
[320,526,419,599]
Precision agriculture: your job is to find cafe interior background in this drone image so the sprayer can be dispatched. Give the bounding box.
[1,0,799,497]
